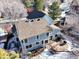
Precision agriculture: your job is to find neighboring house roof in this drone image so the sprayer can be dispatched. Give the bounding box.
[27,11,45,19]
[0,23,12,34]
[71,0,79,6]
[15,19,52,40]
[0,24,11,42]
[0,28,7,36]
[65,14,79,32]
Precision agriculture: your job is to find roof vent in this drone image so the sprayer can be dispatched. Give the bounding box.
[37,19,40,21]
[31,20,34,22]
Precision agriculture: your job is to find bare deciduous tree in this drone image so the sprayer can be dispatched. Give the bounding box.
[0,0,27,19]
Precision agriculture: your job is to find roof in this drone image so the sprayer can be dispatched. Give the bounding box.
[27,11,45,19]
[0,23,12,33]
[71,0,79,6]
[65,14,79,32]
[15,19,52,40]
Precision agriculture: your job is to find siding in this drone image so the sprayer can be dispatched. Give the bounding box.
[21,28,61,52]
[24,33,49,51]
[49,29,61,39]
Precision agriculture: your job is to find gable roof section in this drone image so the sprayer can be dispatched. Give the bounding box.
[15,19,52,40]
[71,0,79,6]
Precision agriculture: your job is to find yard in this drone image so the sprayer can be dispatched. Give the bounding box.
[31,34,79,59]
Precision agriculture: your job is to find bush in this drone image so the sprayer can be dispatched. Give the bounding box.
[0,48,20,59]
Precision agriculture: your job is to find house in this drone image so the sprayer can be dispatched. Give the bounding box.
[14,11,61,54]
[0,23,12,48]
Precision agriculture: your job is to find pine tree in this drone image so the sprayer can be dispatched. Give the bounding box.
[49,2,60,20]
[34,0,44,11]
[23,0,32,8]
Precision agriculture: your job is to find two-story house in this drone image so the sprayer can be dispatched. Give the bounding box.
[15,11,61,54]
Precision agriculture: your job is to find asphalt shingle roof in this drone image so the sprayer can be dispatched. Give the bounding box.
[27,11,45,19]
[15,19,52,40]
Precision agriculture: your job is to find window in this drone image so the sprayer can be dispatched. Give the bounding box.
[55,34,58,37]
[26,44,32,49]
[37,36,39,39]
[25,39,27,43]
[28,44,32,48]
[21,40,24,43]
[47,33,49,36]
[26,46,28,49]
[45,40,48,43]
[61,17,66,25]
[36,42,39,44]
[42,41,43,44]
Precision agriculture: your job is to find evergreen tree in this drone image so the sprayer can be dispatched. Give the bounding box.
[34,0,44,11]
[49,2,60,20]
[23,0,32,8]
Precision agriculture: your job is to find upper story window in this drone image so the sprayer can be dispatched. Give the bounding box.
[47,33,49,36]
[37,36,39,39]
[28,44,32,48]
[21,40,24,43]
[25,39,27,43]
